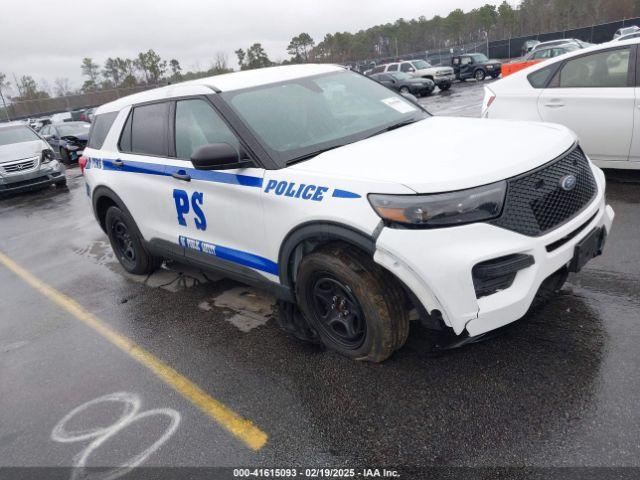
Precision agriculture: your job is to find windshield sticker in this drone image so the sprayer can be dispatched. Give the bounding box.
[381,97,417,114]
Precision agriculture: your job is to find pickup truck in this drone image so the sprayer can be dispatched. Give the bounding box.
[452,53,502,81]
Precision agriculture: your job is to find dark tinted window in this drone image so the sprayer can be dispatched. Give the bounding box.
[119,111,132,151]
[528,65,556,88]
[88,112,118,149]
[130,102,169,156]
[387,64,398,72]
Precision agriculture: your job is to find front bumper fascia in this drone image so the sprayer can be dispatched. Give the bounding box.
[374,165,613,337]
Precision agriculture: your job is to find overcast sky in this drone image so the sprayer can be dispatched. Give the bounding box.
[1,0,509,92]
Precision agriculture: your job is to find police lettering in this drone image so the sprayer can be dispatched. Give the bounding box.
[264,180,329,202]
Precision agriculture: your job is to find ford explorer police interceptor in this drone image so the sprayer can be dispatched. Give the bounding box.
[83,64,614,362]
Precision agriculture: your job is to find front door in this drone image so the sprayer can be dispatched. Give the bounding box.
[538,45,635,164]
[164,98,270,278]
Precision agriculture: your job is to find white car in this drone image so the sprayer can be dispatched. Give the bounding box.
[483,38,639,170]
[50,112,72,124]
[613,26,640,40]
[369,60,455,91]
[83,64,613,362]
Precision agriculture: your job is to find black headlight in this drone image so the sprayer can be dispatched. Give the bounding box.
[41,149,55,163]
[368,181,507,228]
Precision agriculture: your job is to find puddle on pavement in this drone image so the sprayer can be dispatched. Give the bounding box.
[201,286,276,332]
[75,240,221,292]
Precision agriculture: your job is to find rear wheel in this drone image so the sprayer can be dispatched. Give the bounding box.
[296,245,409,362]
[474,69,486,81]
[399,86,411,94]
[105,206,161,275]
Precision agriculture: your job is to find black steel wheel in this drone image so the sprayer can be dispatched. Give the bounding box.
[105,206,161,275]
[310,274,366,350]
[296,244,409,362]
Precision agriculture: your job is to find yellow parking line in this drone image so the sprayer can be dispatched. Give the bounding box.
[0,251,268,451]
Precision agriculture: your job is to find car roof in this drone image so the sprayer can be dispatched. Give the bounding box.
[96,64,344,115]
[494,37,640,87]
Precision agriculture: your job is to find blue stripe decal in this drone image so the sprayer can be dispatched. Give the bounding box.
[332,189,361,199]
[100,158,263,188]
[179,235,278,275]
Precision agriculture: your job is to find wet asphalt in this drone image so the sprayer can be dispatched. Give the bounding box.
[1,80,639,475]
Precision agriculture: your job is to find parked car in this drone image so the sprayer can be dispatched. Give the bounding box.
[502,44,581,77]
[0,124,66,195]
[452,53,502,81]
[613,26,640,40]
[50,112,72,123]
[370,72,435,96]
[483,39,638,169]
[40,121,90,164]
[531,38,590,52]
[378,60,455,91]
[83,64,613,362]
[521,40,540,56]
[614,31,640,42]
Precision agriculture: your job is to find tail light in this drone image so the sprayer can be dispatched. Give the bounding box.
[78,155,88,174]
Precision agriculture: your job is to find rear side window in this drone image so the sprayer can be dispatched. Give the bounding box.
[87,112,118,149]
[528,65,556,88]
[557,48,631,88]
[387,64,399,72]
[120,102,169,156]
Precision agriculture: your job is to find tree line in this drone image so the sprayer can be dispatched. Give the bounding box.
[1,0,639,104]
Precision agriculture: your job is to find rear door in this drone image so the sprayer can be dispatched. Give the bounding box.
[110,101,179,247]
[538,45,635,163]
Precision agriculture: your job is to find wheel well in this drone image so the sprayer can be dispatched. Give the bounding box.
[95,195,117,231]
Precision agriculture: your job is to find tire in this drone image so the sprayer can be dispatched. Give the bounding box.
[59,148,70,165]
[532,268,568,308]
[439,83,451,91]
[474,69,486,81]
[295,244,409,362]
[54,179,67,188]
[491,73,500,79]
[399,86,410,94]
[105,206,161,275]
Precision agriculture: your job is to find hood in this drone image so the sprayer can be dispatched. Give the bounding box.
[288,117,577,193]
[487,59,502,65]
[0,140,45,164]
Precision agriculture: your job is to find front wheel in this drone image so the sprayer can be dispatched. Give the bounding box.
[439,83,451,91]
[296,245,409,362]
[59,148,70,165]
[105,206,161,275]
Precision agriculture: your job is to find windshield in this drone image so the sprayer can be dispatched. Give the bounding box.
[390,72,412,80]
[57,122,90,137]
[470,53,489,63]
[412,60,432,69]
[0,126,39,146]
[221,71,428,166]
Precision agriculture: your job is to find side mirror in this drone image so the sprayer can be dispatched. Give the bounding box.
[190,143,253,170]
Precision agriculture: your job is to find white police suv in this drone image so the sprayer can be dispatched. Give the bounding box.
[83,64,614,362]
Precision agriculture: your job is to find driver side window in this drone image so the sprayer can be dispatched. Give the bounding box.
[400,63,413,72]
[174,99,240,160]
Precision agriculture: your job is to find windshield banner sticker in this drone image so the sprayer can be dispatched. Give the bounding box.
[381,97,417,114]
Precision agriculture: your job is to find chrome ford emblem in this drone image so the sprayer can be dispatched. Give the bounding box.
[560,175,577,191]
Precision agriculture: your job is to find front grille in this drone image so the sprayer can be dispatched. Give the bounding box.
[492,147,597,237]
[1,157,39,174]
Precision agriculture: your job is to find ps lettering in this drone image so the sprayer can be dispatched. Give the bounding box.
[173,189,207,231]
[264,179,329,202]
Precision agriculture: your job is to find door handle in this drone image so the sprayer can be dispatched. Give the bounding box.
[543,101,565,108]
[172,171,191,182]
[112,159,124,168]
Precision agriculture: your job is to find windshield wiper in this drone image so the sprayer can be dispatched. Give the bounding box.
[365,118,421,140]
[286,144,347,165]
